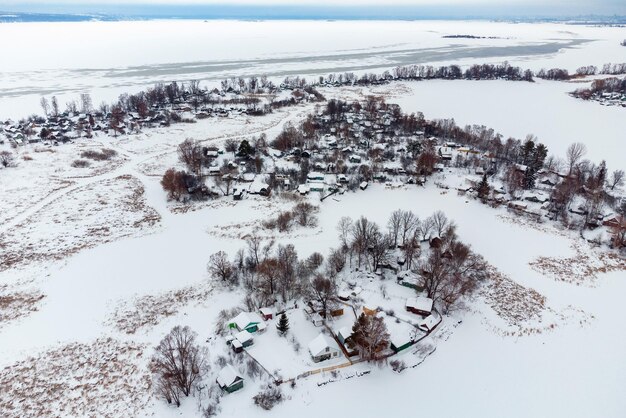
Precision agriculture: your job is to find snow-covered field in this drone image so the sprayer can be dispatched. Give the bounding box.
[1,19,625,418]
[1,20,625,119]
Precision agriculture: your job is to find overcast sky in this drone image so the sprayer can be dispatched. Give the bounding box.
[1,0,624,17]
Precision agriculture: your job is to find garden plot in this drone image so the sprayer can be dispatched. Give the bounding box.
[0,338,151,418]
[0,174,161,272]
[246,309,347,380]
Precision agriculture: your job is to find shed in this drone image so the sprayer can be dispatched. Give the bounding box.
[406,297,434,316]
[234,330,254,348]
[337,327,353,345]
[359,181,368,190]
[417,314,440,332]
[259,307,273,321]
[217,365,244,393]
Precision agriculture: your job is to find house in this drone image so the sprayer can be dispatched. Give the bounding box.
[217,365,244,393]
[336,327,353,345]
[228,312,263,332]
[308,333,341,363]
[308,182,325,192]
[508,201,528,211]
[438,147,453,161]
[406,297,434,316]
[307,172,325,182]
[349,155,362,164]
[259,307,273,321]
[359,181,368,190]
[234,330,254,348]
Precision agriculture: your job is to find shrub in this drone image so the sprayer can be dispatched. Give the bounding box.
[390,359,406,373]
[71,159,90,168]
[80,148,117,161]
[253,386,283,410]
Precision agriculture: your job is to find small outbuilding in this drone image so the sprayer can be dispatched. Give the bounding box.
[217,365,244,393]
[406,297,434,316]
[234,330,254,348]
[259,307,273,321]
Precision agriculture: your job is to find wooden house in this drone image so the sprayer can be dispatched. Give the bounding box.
[308,333,341,363]
[217,365,244,393]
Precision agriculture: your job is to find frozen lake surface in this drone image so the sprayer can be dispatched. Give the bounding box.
[0,19,625,119]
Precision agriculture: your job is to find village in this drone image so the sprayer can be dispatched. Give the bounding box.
[1,70,625,418]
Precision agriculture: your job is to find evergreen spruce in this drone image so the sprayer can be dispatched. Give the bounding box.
[477,174,490,200]
[276,312,289,335]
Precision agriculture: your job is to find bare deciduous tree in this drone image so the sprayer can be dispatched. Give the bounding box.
[150,326,209,406]
[0,150,16,168]
[178,138,204,176]
[308,274,337,318]
[609,170,625,190]
[566,142,587,175]
[207,251,234,284]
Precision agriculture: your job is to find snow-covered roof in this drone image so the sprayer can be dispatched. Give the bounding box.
[418,314,440,331]
[259,307,273,316]
[235,330,253,344]
[217,365,242,388]
[230,312,262,330]
[337,326,353,340]
[308,333,340,357]
[406,297,433,313]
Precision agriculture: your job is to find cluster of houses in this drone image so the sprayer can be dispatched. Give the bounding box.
[572,90,626,107]
[216,270,442,395]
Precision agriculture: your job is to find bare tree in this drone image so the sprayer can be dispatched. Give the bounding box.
[150,326,209,405]
[400,210,420,245]
[566,142,587,175]
[0,151,16,168]
[336,217,352,249]
[40,97,49,117]
[292,202,318,227]
[387,209,403,247]
[351,216,378,268]
[207,251,234,284]
[109,104,125,137]
[370,232,392,271]
[308,274,337,318]
[609,170,625,190]
[51,96,59,117]
[224,138,238,156]
[429,211,449,238]
[178,138,204,176]
[80,93,93,114]
[161,168,187,201]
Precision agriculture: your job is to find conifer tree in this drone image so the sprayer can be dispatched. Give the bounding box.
[276,313,289,336]
[477,173,490,200]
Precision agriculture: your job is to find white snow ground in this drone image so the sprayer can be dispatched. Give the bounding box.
[0,21,625,418]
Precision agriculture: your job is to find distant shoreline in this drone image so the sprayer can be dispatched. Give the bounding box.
[1,10,625,24]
